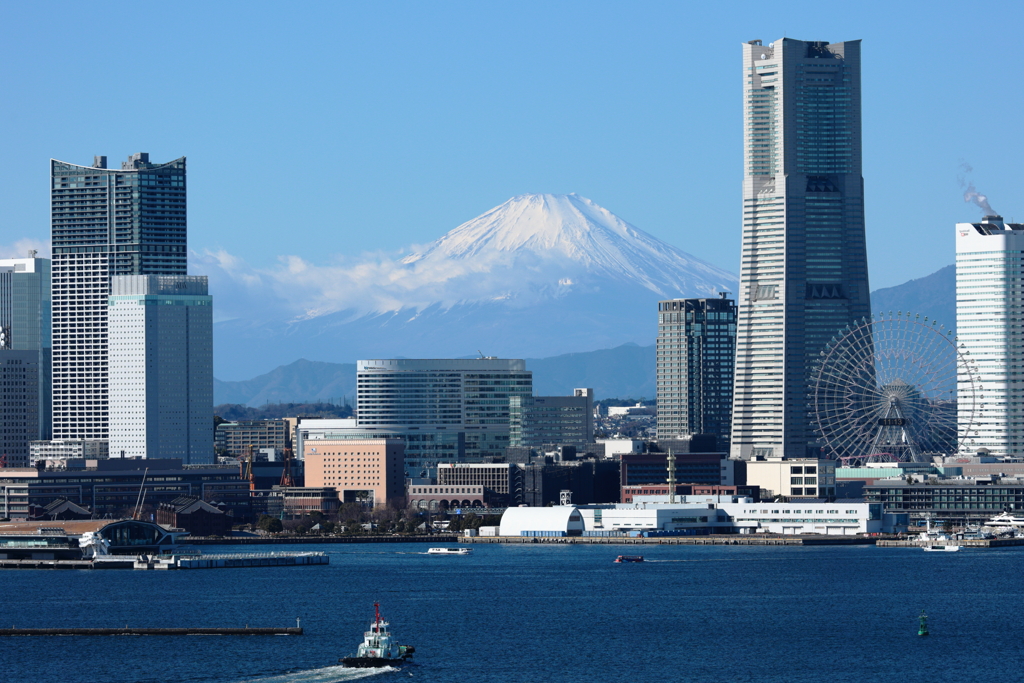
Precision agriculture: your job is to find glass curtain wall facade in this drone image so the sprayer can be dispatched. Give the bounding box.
[356,358,533,467]
[50,154,187,440]
[509,389,594,451]
[0,256,51,441]
[108,275,213,464]
[656,297,736,441]
[956,216,1024,457]
[732,39,871,459]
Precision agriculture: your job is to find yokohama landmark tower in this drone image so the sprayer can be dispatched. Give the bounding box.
[731,39,871,459]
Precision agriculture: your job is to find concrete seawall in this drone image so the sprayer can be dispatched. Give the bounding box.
[0,627,302,636]
[187,534,457,545]
[464,535,876,546]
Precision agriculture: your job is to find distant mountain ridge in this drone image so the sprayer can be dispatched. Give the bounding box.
[214,264,954,405]
[869,265,955,330]
[211,193,736,380]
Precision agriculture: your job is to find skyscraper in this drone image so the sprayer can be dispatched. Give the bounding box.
[50,154,187,441]
[956,215,1024,457]
[108,275,213,464]
[656,296,736,441]
[731,39,871,460]
[0,253,51,445]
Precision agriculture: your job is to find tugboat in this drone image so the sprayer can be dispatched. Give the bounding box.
[340,603,415,668]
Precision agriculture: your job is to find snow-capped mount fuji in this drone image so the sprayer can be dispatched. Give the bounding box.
[400,193,732,298]
[211,193,737,380]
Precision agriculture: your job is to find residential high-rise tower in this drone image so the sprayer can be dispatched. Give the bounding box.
[50,154,187,441]
[731,39,871,459]
[956,215,1024,457]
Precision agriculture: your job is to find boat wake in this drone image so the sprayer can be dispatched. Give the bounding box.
[243,664,397,682]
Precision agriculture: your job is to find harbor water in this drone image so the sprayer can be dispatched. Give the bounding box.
[3,542,1023,683]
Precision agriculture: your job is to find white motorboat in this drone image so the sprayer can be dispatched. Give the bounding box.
[922,544,961,552]
[427,547,471,555]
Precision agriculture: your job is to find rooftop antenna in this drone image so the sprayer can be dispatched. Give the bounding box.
[666,450,677,504]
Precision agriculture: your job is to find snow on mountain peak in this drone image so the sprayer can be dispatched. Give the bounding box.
[402,193,735,297]
[197,193,737,328]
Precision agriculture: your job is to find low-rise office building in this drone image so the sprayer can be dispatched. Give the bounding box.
[303,438,405,508]
[520,459,620,507]
[621,484,760,504]
[620,452,735,488]
[437,463,517,499]
[296,418,463,479]
[407,484,488,511]
[0,459,250,520]
[29,439,109,466]
[745,458,836,499]
[215,420,289,458]
[864,480,1024,524]
[509,389,594,451]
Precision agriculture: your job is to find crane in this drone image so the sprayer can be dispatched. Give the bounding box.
[279,447,295,488]
[245,444,256,491]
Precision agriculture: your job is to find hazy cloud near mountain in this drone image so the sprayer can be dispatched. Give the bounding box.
[191,193,737,325]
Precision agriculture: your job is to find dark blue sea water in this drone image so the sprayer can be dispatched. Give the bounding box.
[2,542,1023,683]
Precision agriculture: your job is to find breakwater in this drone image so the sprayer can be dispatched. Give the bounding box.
[0,626,302,636]
[186,534,457,545]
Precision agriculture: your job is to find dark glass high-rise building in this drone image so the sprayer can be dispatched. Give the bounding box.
[656,296,736,442]
[731,39,871,459]
[50,153,187,440]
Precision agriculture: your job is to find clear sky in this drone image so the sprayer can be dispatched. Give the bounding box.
[1,0,1021,292]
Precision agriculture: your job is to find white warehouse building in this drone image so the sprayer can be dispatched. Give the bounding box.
[499,500,902,537]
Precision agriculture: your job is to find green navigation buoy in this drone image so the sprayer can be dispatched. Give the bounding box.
[918,610,929,636]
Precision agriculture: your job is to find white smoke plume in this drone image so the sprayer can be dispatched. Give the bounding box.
[957,161,997,215]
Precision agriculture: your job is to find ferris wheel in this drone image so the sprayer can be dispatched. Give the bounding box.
[811,312,981,465]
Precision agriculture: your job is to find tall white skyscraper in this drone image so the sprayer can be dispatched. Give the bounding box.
[108,275,213,463]
[731,39,872,460]
[956,215,1024,457]
[50,154,187,442]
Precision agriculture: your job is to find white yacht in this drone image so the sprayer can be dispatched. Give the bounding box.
[983,512,1024,529]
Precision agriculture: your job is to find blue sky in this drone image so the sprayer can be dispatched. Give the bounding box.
[1,0,1021,292]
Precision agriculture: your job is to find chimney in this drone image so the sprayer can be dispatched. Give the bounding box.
[982,215,1005,229]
